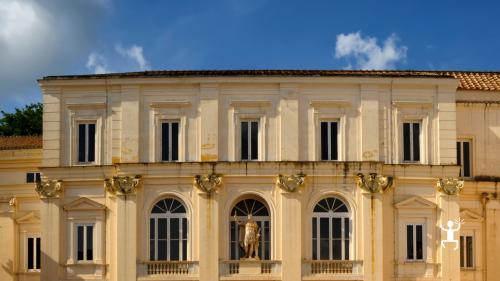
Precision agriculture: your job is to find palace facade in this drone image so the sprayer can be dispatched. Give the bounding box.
[1,70,499,281]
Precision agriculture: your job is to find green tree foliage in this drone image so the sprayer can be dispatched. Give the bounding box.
[0,103,43,136]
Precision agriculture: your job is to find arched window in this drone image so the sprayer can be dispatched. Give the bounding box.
[230,198,270,260]
[312,197,351,260]
[150,198,188,261]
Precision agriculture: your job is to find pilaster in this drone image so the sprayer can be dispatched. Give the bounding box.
[279,83,299,160]
[197,191,219,281]
[281,190,302,281]
[120,85,141,162]
[0,198,16,281]
[200,83,219,161]
[360,84,379,161]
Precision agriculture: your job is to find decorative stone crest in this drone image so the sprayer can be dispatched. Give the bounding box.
[194,173,222,194]
[8,197,16,206]
[276,173,306,192]
[35,180,63,198]
[105,175,141,195]
[356,173,393,193]
[437,178,464,195]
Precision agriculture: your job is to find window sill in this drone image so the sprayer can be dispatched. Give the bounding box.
[16,271,40,275]
[65,261,106,266]
[461,267,476,271]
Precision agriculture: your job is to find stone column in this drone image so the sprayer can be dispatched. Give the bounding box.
[200,83,219,161]
[279,83,299,161]
[278,173,305,281]
[194,173,222,281]
[105,175,141,281]
[356,173,393,281]
[360,84,380,161]
[36,180,63,281]
[437,178,462,281]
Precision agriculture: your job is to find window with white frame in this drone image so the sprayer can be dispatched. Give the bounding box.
[312,197,351,260]
[320,121,339,161]
[460,235,474,268]
[240,120,259,160]
[76,224,94,261]
[26,172,41,183]
[403,122,421,162]
[161,121,179,161]
[77,123,96,163]
[406,224,424,260]
[457,140,472,178]
[150,198,188,261]
[26,235,40,271]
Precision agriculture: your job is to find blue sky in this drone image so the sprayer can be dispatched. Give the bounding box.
[1,0,500,112]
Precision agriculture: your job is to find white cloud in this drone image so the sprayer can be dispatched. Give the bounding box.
[335,32,407,70]
[115,44,150,71]
[0,0,108,110]
[86,52,109,74]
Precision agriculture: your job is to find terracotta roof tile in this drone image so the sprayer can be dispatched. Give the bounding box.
[40,70,500,91]
[0,136,42,150]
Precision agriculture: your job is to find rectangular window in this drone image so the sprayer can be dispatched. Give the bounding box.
[403,122,421,162]
[27,236,40,270]
[78,123,96,163]
[161,121,179,161]
[76,224,94,261]
[320,121,339,160]
[457,140,472,177]
[26,172,41,183]
[406,224,424,260]
[460,235,474,268]
[241,121,259,160]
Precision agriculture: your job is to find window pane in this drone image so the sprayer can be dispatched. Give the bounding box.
[412,123,420,161]
[406,225,413,259]
[170,240,179,261]
[162,123,170,161]
[466,236,473,267]
[171,122,179,161]
[241,122,248,159]
[27,173,34,183]
[36,238,40,269]
[251,121,258,160]
[320,122,328,160]
[78,124,86,162]
[28,238,34,269]
[463,142,470,177]
[320,218,329,238]
[312,218,317,239]
[182,218,188,239]
[158,218,167,239]
[403,123,411,161]
[158,240,167,260]
[170,218,179,239]
[77,226,84,260]
[182,240,187,261]
[88,124,95,162]
[344,218,350,239]
[344,239,350,260]
[331,122,338,160]
[320,239,329,260]
[312,238,317,260]
[332,239,342,260]
[36,173,41,182]
[416,225,423,260]
[150,240,155,260]
[86,226,93,260]
[332,218,341,239]
[460,236,464,267]
[150,219,155,240]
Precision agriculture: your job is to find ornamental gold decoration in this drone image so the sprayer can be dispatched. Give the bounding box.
[105,175,141,195]
[194,173,222,194]
[437,178,464,195]
[35,180,63,198]
[356,173,393,193]
[277,173,306,192]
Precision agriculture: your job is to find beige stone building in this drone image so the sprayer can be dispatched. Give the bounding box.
[1,70,499,281]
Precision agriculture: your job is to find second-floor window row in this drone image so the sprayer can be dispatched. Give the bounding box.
[78,123,96,163]
[162,121,179,161]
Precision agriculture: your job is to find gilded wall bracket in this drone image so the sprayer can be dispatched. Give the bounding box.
[356,173,393,193]
[277,173,306,192]
[194,173,222,194]
[105,175,142,195]
[437,178,464,195]
[35,180,63,198]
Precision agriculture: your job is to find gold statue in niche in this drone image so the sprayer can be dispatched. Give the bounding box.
[233,212,261,260]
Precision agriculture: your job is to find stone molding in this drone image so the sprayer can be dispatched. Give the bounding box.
[105,175,141,195]
[194,173,222,194]
[276,173,306,192]
[356,173,393,193]
[35,179,63,198]
[437,178,464,195]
